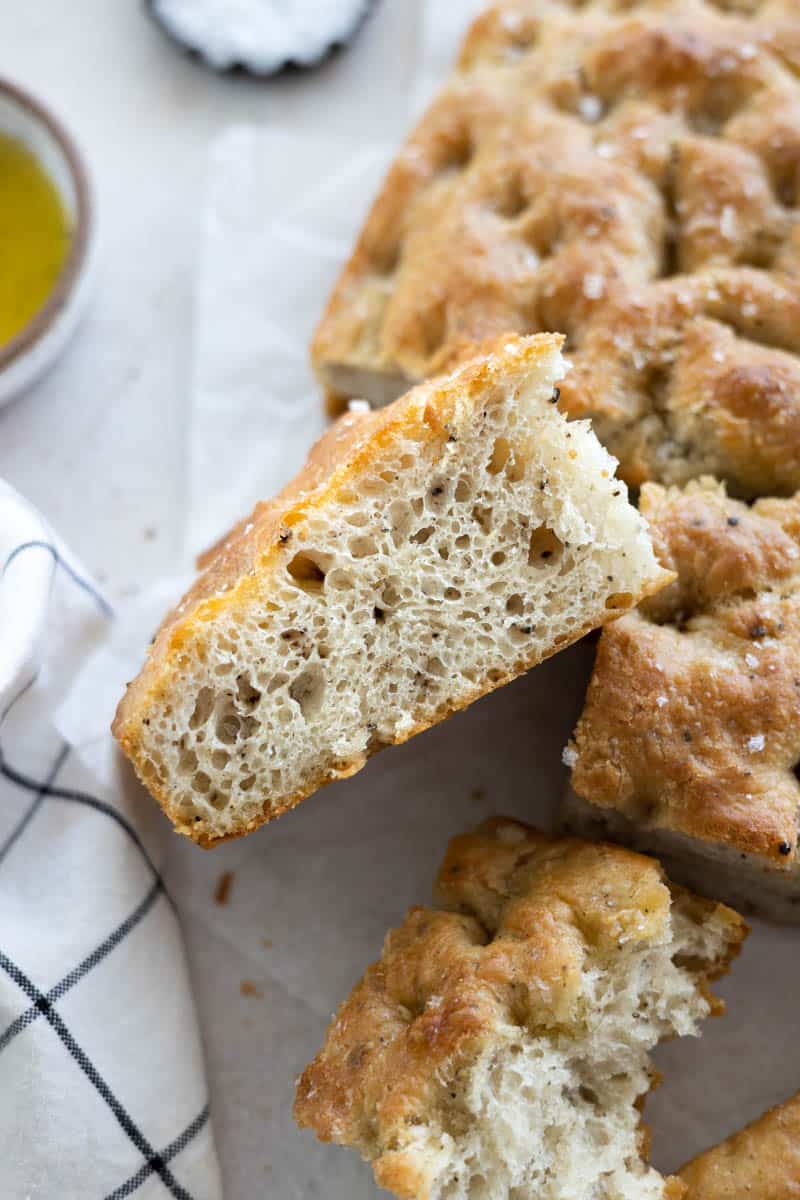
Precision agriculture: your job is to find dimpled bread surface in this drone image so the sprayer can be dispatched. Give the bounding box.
[313,0,800,498]
[564,477,800,918]
[113,335,669,845]
[295,818,746,1200]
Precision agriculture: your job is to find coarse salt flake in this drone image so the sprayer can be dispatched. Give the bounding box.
[578,95,603,122]
[720,206,737,240]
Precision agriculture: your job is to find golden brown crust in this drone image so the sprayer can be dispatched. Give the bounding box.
[313,0,800,496]
[678,1092,800,1198]
[569,477,800,865]
[294,818,745,1196]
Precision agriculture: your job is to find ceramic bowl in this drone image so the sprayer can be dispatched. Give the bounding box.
[0,78,95,408]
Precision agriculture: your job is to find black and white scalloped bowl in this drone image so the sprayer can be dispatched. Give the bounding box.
[0,79,95,409]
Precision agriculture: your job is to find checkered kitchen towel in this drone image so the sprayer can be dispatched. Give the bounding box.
[0,479,221,1199]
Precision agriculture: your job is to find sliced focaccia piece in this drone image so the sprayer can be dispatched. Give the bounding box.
[113,334,669,845]
[678,1092,800,1198]
[563,477,800,920]
[295,818,747,1200]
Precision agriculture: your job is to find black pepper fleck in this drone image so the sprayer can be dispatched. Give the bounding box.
[727,517,740,527]
[779,841,792,856]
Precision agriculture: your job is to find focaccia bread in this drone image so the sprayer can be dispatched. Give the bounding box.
[563,477,800,920]
[295,818,747,1200]
[678,1092,800,1197]
[313,0,800,497]
[113,335,669,846]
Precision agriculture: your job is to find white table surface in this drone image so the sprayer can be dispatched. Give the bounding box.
[6,8,799,1200]
[0,0,421,601]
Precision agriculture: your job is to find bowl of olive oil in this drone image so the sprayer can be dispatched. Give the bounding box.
[0,79,93,407]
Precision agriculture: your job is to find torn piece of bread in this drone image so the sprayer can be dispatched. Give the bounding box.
[678,1091,800,1198]
[113,335,669,845]
[295,817,747,1200]
[563,477,800,921]
[312,0,800,498]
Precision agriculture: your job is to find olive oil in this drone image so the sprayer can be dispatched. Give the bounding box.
[0,132,70,346]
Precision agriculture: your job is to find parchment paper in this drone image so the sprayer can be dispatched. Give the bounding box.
[61,3,800,1195]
